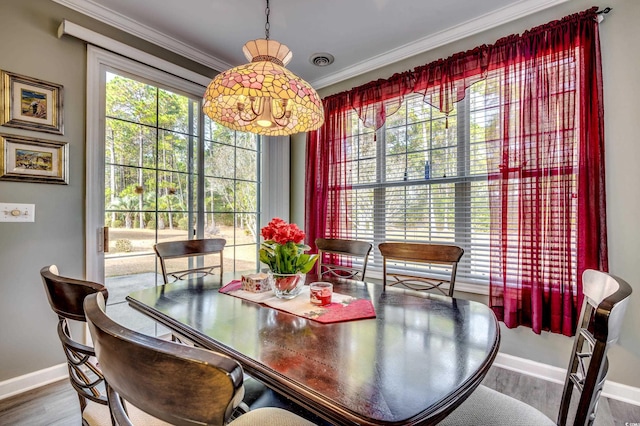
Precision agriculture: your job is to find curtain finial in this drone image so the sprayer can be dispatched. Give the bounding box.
[596,7,612,23]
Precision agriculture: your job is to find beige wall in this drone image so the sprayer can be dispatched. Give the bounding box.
[1,0,638,390]
[0,0,213,381]
[292,0,640,388]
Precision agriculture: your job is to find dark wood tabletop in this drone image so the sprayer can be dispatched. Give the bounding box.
[126,275,500,426]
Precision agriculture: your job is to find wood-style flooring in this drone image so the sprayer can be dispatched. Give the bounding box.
[482,367,640,426]
[1,366,639,425]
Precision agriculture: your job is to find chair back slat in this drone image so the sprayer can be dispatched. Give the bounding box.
[154,238,226,284]
[379,242,463,265]
[316,238,373,280]
[378,242,464,297]
[41,265,108,321]
[582,269,632,344]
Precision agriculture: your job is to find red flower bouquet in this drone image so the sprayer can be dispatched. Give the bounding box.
[259,218,318,299]
[259,218,318,274]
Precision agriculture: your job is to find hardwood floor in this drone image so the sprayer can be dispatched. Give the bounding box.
[482,367,640,426]
[1,366,639,425]
[0,379,82,426]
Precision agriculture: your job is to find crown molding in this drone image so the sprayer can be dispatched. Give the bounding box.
[60,20,212,87]
[51,0,232,72]
[311,0,571,88]
[52,0,571,89]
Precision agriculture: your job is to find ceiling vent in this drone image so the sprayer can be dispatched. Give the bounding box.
[309,53,334,67]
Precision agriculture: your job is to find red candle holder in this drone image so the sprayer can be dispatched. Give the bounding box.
[310,282,333,306]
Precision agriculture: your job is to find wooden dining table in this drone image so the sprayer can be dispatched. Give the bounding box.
[126,274,500,426]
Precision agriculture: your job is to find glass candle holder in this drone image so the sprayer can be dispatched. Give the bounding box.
[310,282,333,306]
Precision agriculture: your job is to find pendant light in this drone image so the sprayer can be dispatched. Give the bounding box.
[203,0,324,136]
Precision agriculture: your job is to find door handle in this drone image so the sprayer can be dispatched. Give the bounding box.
[104,226,109,253]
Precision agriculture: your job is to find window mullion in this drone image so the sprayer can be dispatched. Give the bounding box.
[455,93,471,277]
[195,101,205,239]
[373,126,386,265]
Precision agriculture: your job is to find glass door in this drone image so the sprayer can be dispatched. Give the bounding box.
[103,71,200,334]
[86,47,265,336]
[98,69,262,335]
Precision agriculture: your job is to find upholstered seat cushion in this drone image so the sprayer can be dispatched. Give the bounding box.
[438,385,555,426]
[82,399,171,426]
[229,407,316,425]
[83,398,314,426]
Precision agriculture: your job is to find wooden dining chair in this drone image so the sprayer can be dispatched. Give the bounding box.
[84,291,316,426]
[40,265,110,425]
[315,238,373,280]
[378,242,464,297]
[439,269,633,426]
[154,238,226,284]
[557,269,633,425]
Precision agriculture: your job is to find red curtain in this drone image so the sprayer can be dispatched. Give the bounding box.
[481,9,607,335]
[304,95,352,252]
[305,7,606,335]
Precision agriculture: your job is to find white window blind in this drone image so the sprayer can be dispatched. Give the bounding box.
[334,63,579,287]
[336,84,501,284]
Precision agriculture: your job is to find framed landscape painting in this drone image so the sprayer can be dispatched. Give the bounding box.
[0,134,68,184]
[1,70,64,135]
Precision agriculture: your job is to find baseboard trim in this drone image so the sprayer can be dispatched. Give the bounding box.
[494,352,640,407]
[0,364,68,400]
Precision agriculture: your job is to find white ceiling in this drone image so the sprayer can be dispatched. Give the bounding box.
[53,0,570,88]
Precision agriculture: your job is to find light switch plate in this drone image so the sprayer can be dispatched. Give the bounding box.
[0,203,35,222]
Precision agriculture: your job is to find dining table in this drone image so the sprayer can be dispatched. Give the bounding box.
[126,274,500,426]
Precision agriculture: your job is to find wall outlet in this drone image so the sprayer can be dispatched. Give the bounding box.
[0,203,35,222]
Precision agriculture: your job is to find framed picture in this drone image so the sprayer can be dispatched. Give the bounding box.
[0,134,68,184]
[1,70,63,135]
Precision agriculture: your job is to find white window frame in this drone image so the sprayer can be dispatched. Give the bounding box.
[343,92,491,295]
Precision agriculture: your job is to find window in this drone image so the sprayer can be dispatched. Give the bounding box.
[309,9,601,334]
[338,77,577,286]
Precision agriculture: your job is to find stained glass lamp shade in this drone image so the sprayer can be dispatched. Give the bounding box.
[203,38,324,136]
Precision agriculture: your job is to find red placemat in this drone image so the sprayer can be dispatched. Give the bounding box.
[219,280,376,324]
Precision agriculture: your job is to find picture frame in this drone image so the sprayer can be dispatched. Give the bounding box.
[0,134,68,184]
[1,70,64,135]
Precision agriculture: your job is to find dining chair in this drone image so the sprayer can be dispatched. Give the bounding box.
[83,291,316,426]
[154,238,226,284]
[378,242,464,297]
[439,269,633,426]
[315,238,373,280]
[40,265,110,425]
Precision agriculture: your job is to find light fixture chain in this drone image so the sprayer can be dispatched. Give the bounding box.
[265,0,270,40]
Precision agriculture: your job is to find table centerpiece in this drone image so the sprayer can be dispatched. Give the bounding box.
[259,217,318,299]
